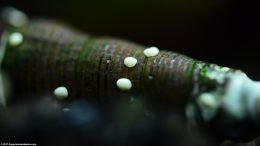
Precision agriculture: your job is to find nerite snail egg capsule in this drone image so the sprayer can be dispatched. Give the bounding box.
[8,32,23,46]
[143,47,160,57]
[54,86,68,100]
[116,78,132,91]
[124,57,137,68]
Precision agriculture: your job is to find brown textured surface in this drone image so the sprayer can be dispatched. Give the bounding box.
[2,19,210,105]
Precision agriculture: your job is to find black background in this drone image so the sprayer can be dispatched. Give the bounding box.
[0,0,258,79]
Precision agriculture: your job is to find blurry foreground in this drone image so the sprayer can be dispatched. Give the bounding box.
[0,94,259,146]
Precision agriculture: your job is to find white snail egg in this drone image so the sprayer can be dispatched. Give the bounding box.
[143,47,159,57]
[9,32,23,46]
[116,78,132,91]
[54,86,68,99]
[124,57,137,68]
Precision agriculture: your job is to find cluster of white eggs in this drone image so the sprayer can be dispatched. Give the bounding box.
[116,47,160,91]
[7,32,160,99]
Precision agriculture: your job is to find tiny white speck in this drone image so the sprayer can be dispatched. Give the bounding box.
[148,75,153,80]
[106,60,111,63]
[124,57,137,68]
[221,67,230,72]
[116,78,132,91]
[9,32,23,46]
[54,86,68,99]
[143,47,159,57]
[130,96,135,102]
[63,108,71,112]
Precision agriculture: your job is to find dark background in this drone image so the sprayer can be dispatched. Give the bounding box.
[0,0,258,78]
